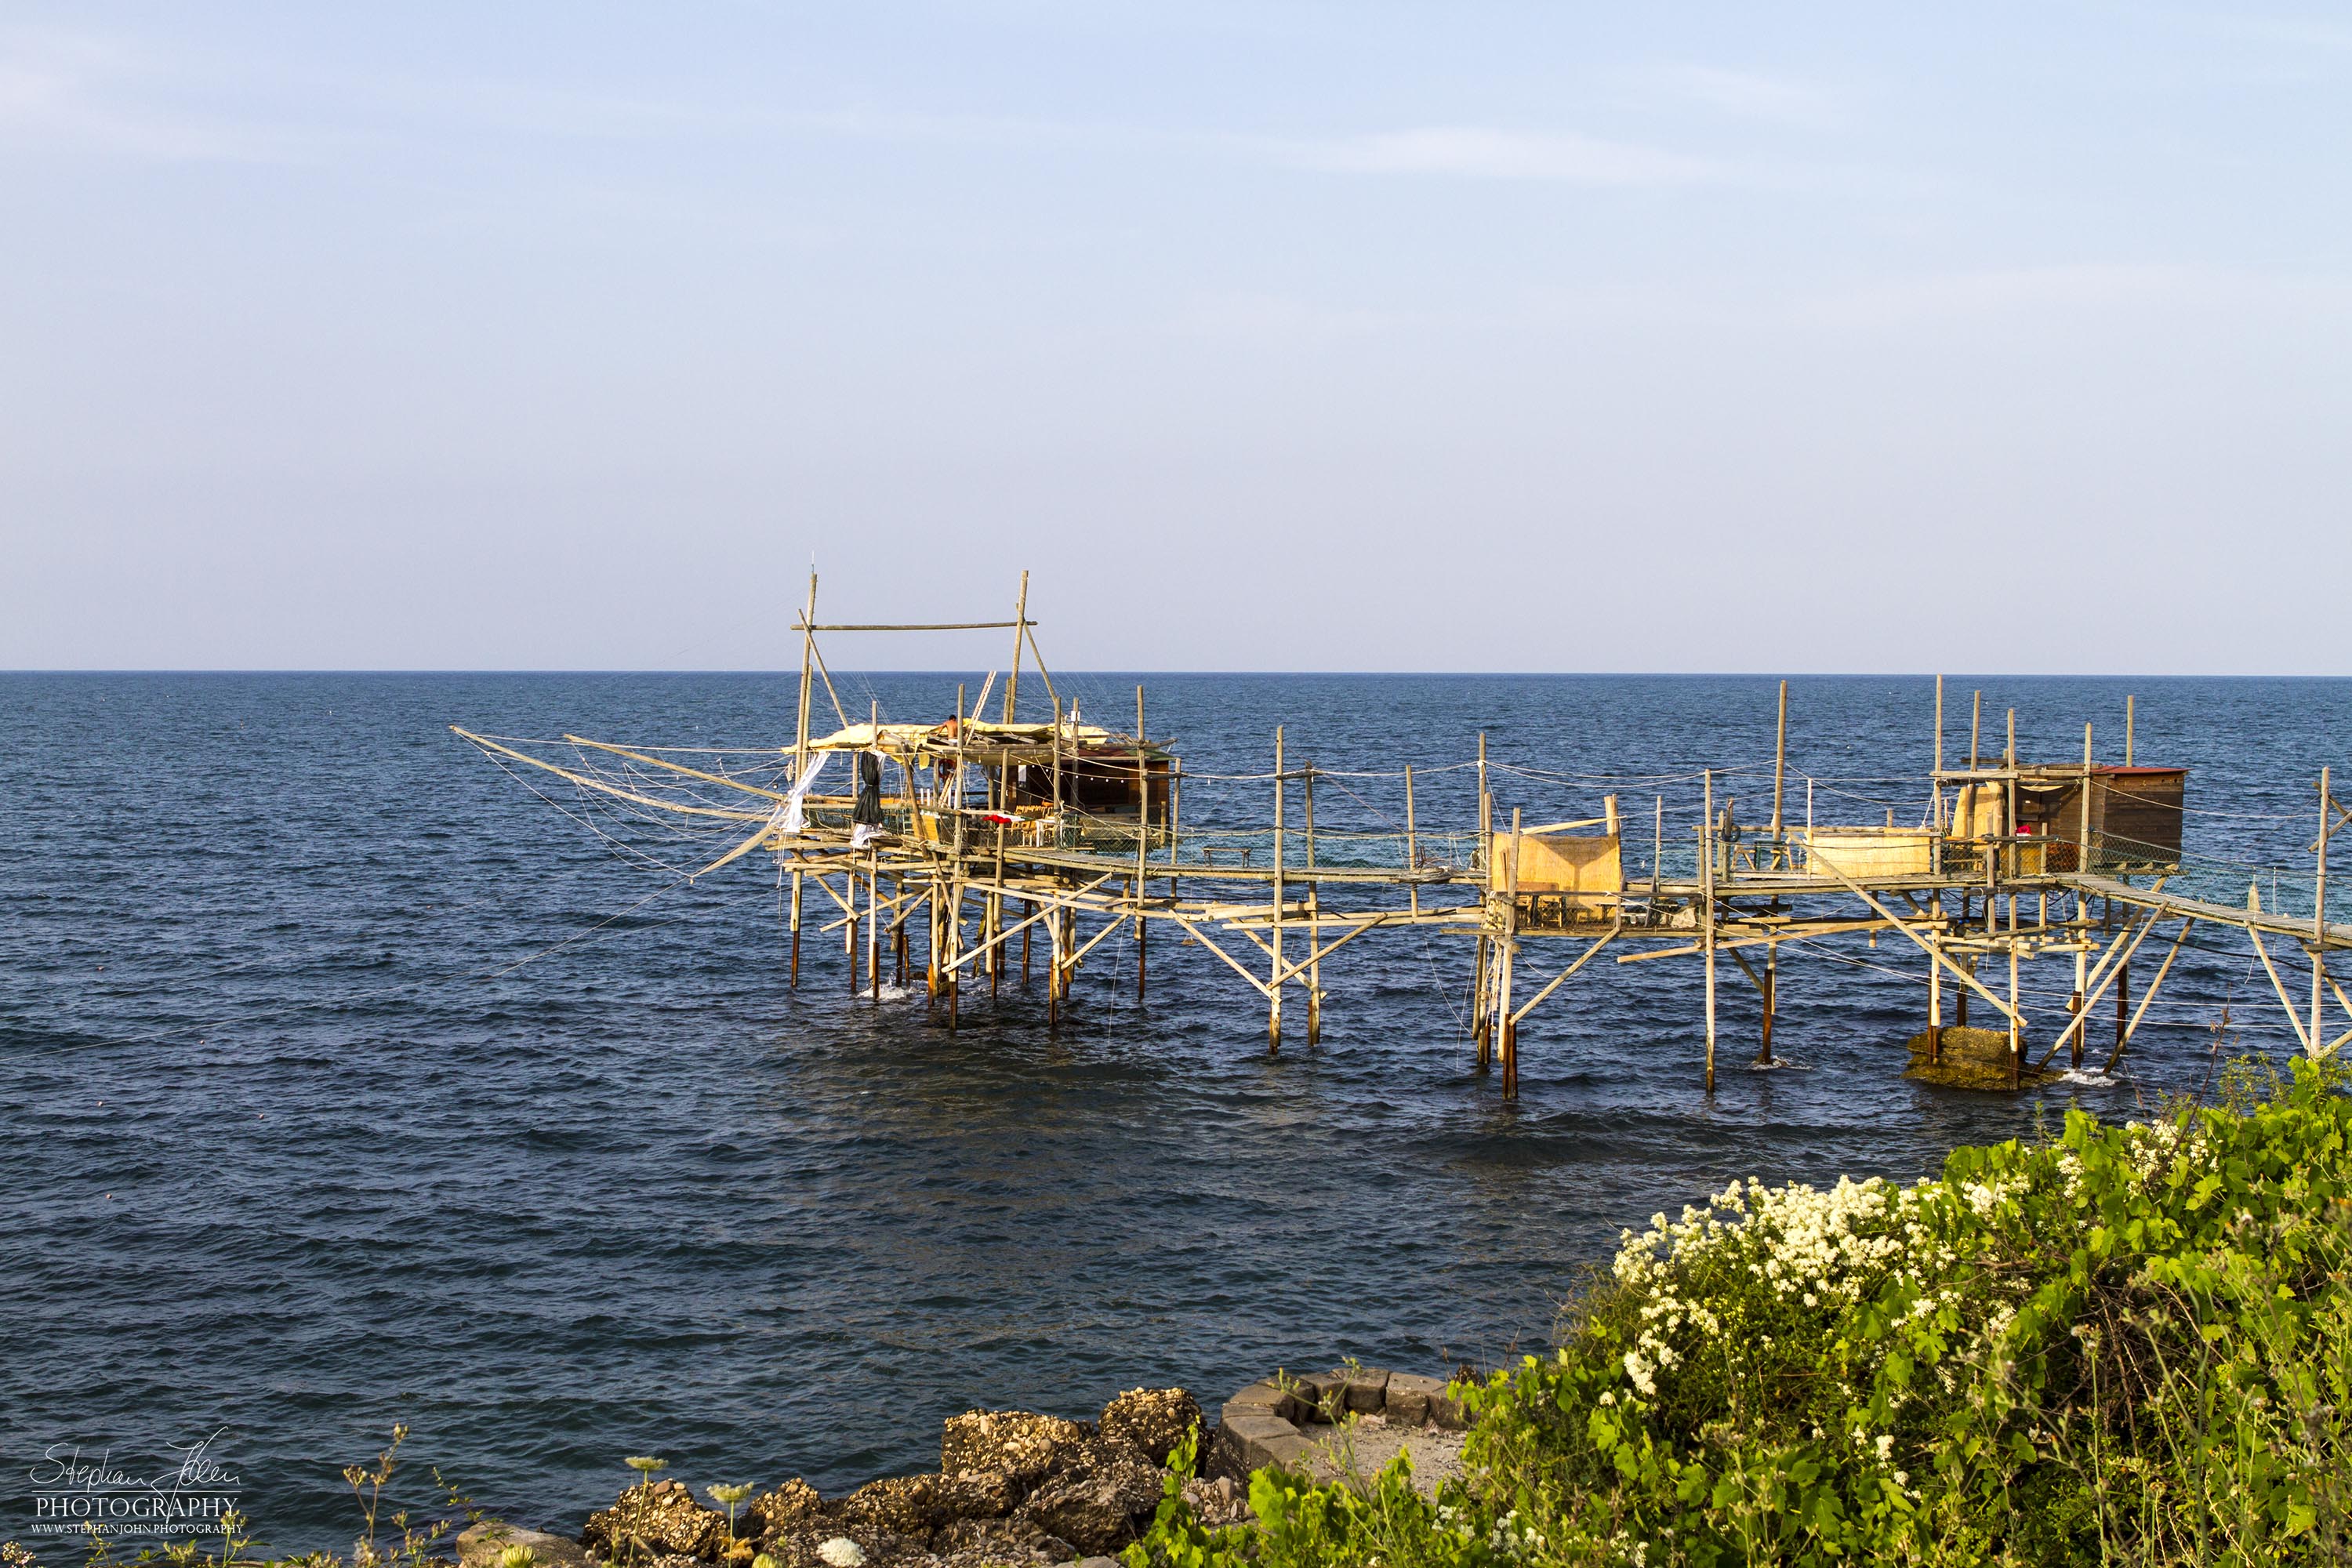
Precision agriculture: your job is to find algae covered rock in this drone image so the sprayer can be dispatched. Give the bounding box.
[1096,1388,1200,1465]
[746,1479,825,1543]
[582,1480,728,1562]
[938,1410,1089,1484]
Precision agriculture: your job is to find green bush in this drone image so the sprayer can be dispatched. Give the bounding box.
[1129,1059,2352,1566]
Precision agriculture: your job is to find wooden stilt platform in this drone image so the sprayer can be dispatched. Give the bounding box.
[456,578,2352,1099]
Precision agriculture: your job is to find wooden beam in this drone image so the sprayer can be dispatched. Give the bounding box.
[2251,927,2317,1054]
[1810,851,2024,1026]
[1510,926,1621,1026]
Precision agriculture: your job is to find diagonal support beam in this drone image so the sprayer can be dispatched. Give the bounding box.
[2042,909,2166,1064]
[2250,928,2316,1054]
[943,875,1118,975]
[1511,926,1621,1026]
[2103,919,2195,1071]
[1810,856,2024,1027]
[1166,914,1273,998]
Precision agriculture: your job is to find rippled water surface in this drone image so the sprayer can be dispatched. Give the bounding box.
[3,673,2345,1551]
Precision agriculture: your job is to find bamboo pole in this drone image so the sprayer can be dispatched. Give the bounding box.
[1270,726,1285,1053]
[1703,768,1717,1093]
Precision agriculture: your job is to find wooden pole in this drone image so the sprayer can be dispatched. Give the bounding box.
[1770,678,1789,839]
[790,569,817,989]
[1474,731,1491,1069]
[2071,937,2088,1069]
[2008,927,2022,1089]
[1270,726,1285,1053]
[2318,767,2332,1053]
[1970,689,1982,769]
[2125,693,2135,766]
[950,682,967,1029]
[1651,794,1664,900]
[1005,569,1028,723]
[1757,941,1777,1065]
[1703,768,1717,1093]
[1304,760,1321,1045]
[1136,684,1149,1001]
[869,699,881,1000]
[1501,808,1523,1098]
[1928,921,1943,1062]
[1933,673,1944,777]
[1404,764,1421,920]
[2079,723,2094,877]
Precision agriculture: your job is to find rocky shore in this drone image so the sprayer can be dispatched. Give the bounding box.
[454,1370,1472,1568]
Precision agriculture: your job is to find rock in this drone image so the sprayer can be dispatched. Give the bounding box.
[1077,1558,1121,1568]
[837,1471,1018,1540]
[746,1480,824,1542]
[931,1516,1073,1560]
[940,1410,1090,1485]
[816,1541,865,1568]
[1332,1367,1390,1414]
[1014,1437,1162,1554]
[837,1476,939,1539]
[457,1523,593,1568]
[1219,1381,1305,1426]
[1098,1388,1202,1466]
[1383,1372,1446,1427]
[583,1480,729,1562]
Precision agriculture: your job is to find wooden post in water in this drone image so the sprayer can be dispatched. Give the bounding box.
[1757,942,1777,1065]
[1928,923,1943,1063]
[1501,807,1522,1098]
[790,569,818,989]
[1403,765,1421,920]
[1135,685,1149,1001]
[1703,768,1718,1094]
[2318,767,2332,1054]
[1304,760,1321,1045]
[949,683,967,1030]
[1770,679,1789,856]
[2125,693,2135,766]
[1970,689,1982,769]
[1270,727,1285,1053]
[1473,732,1492,1070]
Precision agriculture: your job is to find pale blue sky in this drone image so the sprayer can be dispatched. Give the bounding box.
[4,4,2347,671]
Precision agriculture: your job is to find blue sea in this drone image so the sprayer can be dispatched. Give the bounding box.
[2,672,2345,1553]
